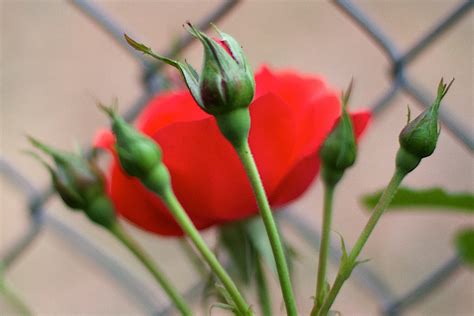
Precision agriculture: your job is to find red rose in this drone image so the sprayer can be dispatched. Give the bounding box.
[95,66,371,236]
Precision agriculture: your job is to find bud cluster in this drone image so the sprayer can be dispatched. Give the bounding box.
[28,137,116,228]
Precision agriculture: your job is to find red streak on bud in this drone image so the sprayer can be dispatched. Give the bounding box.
[213,37,235,61]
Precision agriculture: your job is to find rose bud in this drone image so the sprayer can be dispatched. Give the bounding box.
[28,137,116,228]
[99,104,171,195]
[99,104,162,178]
[125,23,255,116]
[319,82,357,186]
[396,78,453,174]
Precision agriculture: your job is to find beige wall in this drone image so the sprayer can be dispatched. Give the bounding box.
[1,1,473,315]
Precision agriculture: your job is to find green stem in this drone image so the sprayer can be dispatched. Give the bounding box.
[317,169,406,316]
[0,267,32,316]
[159,187,252,316]
[235,141,298,316]
[311,184,335,315]
[108,222,192,316]
[255,257,272,316]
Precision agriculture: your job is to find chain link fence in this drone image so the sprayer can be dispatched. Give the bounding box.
[1,0,472,315]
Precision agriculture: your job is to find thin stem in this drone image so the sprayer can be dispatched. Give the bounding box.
[108,223,192,316]
[0,268,33,316]
[255,257,272,316]
[318,170,406,316]
[235,141,298,316]
[160,187,252,316]
[311,184,335,315]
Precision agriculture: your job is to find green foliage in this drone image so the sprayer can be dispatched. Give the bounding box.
[361,187,474,214]
[454,228,474,268]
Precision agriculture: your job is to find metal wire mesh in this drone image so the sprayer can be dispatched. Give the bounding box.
[1,0,472,315]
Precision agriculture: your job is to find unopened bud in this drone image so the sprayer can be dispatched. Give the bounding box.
[319,82,357,186]
[99,104,162,179]
[85,195,116,228]
[100,105,171,195]
[28,137,116,228]
[125,23,255,116]
[396,78,453,174]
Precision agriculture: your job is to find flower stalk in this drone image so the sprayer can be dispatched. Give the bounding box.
[0,266,33,316]
[312,83,357,315]
[102,106,252,316]
[312,184,335,315]
[317,79,452,315]
[234,140,298,316]
[159,187,252,315]
[27,138,192,315]
[317,170,405,316]
[108,222,192,315]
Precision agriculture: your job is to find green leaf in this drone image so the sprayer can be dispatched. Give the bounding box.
[244,219,277,274]
[218,223,256,285]
[209,302,236,314]
[361,187,474,214]
[454,228,474,268]
[255,257,272,316]
[335,232,348,263]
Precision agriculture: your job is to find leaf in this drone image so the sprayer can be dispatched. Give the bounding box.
[335,231,348,263]
[454,228,474,268]
[245,217,297,277]
[255,257,272,316]
[218,223,256,285]
[209,302,236,315]
[361,187,474,214]
[245,218,277,275]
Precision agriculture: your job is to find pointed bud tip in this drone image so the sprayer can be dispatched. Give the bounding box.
[97,101,119,120]
[210,22,222,36]
[341,79,354,110]
[184,22,201,38]
[27,135,54,156]
[437,77,454,100]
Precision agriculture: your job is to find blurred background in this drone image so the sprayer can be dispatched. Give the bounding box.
[1,0,473,315]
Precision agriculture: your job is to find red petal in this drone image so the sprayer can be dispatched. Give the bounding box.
[270,155,321,206]
[93,128,115,151]
[152,93,299,221]
[254,66,330,109]
[108,160,183,236]
[137,91,209,136]
[93,126,217,236]
[270,110,372,206]
[351,110,372,140]
[93,65,373,236]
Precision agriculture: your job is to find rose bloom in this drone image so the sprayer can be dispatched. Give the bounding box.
[95,66,371,236]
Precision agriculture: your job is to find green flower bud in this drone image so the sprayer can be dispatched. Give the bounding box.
[396,78,453,173]
[99,104,162,178]
[100,104,172,195]
[319,82,357,186]
[125,23,255,115]
[28,137,104,209]
[28,137,116,228]
[141,164,171,196]
[85,195,116,229]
